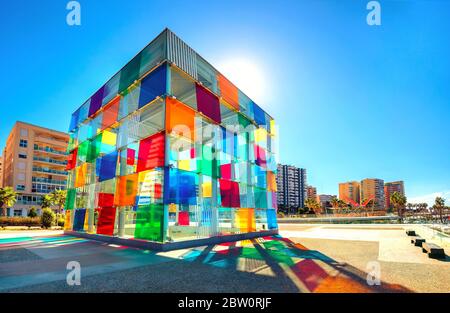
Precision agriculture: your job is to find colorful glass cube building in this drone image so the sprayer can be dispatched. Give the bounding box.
[64,29,278,249]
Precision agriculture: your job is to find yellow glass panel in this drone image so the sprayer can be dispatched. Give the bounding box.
[270,119,276,136]
[202,181,212,198]
[169,203,177,213]
[236,208,255,232]
[83,209,90,231]
[254,128,267,143]
[102,130,117,146]
[178,159,191,171]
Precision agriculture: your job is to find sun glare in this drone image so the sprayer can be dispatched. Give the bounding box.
[217,58,266,104]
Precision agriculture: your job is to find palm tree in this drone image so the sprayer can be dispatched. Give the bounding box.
[390,192,407,222]
[434,197,445,223]
[304,198,321,215]
[0,187,18,216]
[330,196,339,215]
[47,189,67,214]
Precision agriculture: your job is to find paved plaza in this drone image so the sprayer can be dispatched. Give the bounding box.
[0,224,448,293]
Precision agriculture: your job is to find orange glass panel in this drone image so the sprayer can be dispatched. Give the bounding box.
[267,171,277,192]
[218,74,239,110]
[64,211,73,231]
[166,97,195,141]
[115,173,138,206]
[75,163,87,188]
[101,96,120,130]
[236,208,255,232]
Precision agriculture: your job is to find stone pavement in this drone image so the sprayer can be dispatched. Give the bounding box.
[0,225,447,293]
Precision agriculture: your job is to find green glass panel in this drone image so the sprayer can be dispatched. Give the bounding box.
[77,140,89,163]
[119,53,142,93]
[65,188,76,210]
[196,145,219,178]
[254,187,268,209]
[87,134,103,163]
[134,204,164,242]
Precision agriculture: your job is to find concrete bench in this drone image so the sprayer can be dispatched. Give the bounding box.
[422,243,446,259]
[406,229,416,236]
[411,236,426,247]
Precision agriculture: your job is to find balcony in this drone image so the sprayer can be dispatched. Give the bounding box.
[33,156,68,166]
[32,176,66,186]
[32,166,68,176]
[33,145,67,156]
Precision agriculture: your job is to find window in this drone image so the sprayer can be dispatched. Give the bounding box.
[19,139,28,148]
[16,185,26,191]
[17,173,25,181]
[18,153,27,159]
[20,128,28,137]
[14,209,23,217]
[18,162,26,170]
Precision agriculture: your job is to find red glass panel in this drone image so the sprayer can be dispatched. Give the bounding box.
[137,132,165,172]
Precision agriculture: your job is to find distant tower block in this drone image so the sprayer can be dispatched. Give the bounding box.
[64,29,278,249]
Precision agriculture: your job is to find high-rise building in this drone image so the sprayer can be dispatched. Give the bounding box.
[63,29,278,248]
[360,178,385,209]
[306,185,317,200]
[277,164,307,211]
[384,181,405,209]
[1,121,69,216]
[339,181,360,205]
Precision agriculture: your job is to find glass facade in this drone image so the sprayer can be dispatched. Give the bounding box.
[64,29,278,244]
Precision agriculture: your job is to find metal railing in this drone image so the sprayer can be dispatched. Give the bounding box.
[32,166,68,176]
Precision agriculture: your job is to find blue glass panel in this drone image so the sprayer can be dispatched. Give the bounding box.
[252,103,266,126]
[69,108,80,132]
[73,209,86,231]
[267,209,277,229]
[164,168,197,205]
[98,151,118,182]
[138,64,167,109]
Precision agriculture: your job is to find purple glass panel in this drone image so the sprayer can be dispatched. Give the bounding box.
[195,84,221,124]
[89,86,105,117]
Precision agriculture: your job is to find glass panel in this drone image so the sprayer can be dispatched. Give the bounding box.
[138,98,164,139]
[115,173,138,206]
[101,97,120,130]
[218,74,239,110]
[136,132,165,172]
[96,207,117,235]
[119,54,142,93]
[89,86,104,117]
[138,63,167,109]
[118,83,140,121]
[196,56,218,94]
[166,97,195,141]
[195,84,221,124]
[102,72,121,107]
[139,32,167,77]
[170,67,197,110]
[135,204,164,242]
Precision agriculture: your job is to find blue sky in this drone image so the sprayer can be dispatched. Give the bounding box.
[1,0,449,203]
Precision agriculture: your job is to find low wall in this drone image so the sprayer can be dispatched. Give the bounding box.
[65,229,279,251]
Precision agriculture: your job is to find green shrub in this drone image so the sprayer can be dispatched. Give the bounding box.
[41,208,56,228]
[0,217,41,227]
[28,207,38,218]
[57,218,65,227]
